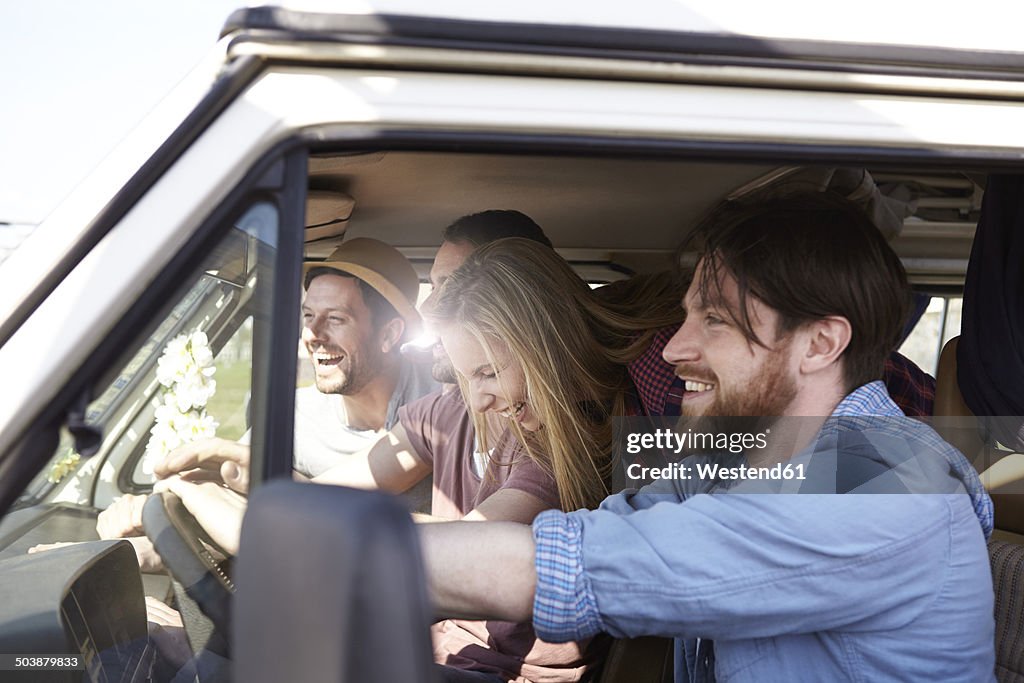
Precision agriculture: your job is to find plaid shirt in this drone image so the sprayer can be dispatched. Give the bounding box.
[882,351,936,418]
[628,323,936,418]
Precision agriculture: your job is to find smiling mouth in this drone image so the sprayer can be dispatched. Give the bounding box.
[683,380,715,394]
[499,402,526,420]
[313,352,344,367]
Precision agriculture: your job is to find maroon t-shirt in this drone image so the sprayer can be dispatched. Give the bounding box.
[399,389,561,519]
[399,389,600,683]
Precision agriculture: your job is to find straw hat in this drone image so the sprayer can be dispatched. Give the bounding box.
[302,238,421,334]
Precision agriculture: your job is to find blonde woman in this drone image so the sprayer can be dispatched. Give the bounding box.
[156,236,682,683]
[428,236,683,512]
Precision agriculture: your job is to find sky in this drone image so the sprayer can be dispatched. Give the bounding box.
[4,0,1023,227]
[0,1,246,225]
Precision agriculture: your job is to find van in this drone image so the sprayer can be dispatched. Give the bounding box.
[0,3,1021,681]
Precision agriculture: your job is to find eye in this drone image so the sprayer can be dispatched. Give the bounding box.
[705,313,726,327]
[479,369,496,380]
[328,316,346,324]
[302,313,313,321]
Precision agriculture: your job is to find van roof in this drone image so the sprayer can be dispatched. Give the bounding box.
[224,2,1024,75]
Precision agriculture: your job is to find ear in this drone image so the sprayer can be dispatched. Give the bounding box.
[799,316,851,375]
[379,317,406,354]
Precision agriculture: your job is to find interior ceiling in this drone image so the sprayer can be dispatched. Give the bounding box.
[308,152,777,252]
[306,151,979,286]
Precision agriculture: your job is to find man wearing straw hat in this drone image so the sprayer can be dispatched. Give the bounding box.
[89,238,437,550]
[292,237,437,480]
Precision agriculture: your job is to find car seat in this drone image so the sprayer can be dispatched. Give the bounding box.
[935,335,1024,682]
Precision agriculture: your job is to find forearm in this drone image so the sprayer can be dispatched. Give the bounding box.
[418,521,536,622]
[311,459,380,489]
[411,512,460,523]
[313,425,430,494]
[412,488,549,525]
[550,495,952,641]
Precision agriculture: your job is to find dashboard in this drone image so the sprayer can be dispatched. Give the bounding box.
[0,535,151,682]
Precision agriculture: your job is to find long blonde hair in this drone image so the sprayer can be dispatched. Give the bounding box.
[428,238,683,511]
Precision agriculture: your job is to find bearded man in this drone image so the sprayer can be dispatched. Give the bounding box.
[291,237,437,478]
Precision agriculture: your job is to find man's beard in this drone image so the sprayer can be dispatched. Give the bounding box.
[314,348,384,396]
[431,345,458,384]
[681,345,797,434]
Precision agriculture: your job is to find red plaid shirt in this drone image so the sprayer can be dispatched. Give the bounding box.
[628,323,936,417]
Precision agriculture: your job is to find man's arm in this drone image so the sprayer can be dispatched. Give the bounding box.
[153,477,247,555]
[418,521,536,622]
[313,423,432,493]
[314,416,551,525]
[156,471,549,559]
[156,423,434,495]
[29,495,165,572]
[412,487,550,524]
[527,494,960,644]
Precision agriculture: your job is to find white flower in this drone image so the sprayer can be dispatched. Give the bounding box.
[145,327,219,471]
[154,394,181,422]
[148,418,183,453]
[156,334,193,387]
[189,331,214,369]
[176,411,218,443]
[173,375,217,412]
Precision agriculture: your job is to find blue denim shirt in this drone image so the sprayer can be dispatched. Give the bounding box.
[532,382,995,682]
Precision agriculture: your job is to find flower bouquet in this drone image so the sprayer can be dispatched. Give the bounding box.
[142,330,219,475]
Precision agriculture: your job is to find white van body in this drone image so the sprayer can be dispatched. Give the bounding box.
[0,3,1021,680]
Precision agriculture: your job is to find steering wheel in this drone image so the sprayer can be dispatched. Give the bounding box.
[142,492,235,646]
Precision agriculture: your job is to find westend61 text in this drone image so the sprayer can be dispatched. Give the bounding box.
[626,461,807,482]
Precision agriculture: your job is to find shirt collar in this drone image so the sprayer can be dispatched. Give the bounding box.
[830,380,903,418]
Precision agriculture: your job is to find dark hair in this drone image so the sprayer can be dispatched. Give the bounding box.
[303,267,400,330]
[442,210,552,248]
[683,193,910,391]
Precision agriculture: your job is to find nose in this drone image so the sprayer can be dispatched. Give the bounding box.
[419,294,444,340]
[662,315,700,366]
[467,382,496,414]
[302,316,323,345]
[421,288,440,315]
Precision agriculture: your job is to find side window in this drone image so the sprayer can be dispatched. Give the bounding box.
[898,295,963,375]
[205,317,253,442]
[17,202,278,508]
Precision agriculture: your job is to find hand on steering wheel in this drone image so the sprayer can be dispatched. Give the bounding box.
[142,483,244,639]
[152,477,247,555]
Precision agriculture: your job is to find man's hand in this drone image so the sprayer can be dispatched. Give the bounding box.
[28,541,79,554]
[95,494,166,570]
[96,493,149,539]
[29,537,164,572]
[146,596,192,671]
[32,493,164,571]
[154,477,247,555]
[155,438,251,493]
[126,536,165,573]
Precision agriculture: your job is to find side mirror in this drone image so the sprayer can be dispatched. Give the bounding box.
[233,481,435,682]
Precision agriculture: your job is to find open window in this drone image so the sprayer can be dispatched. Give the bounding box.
[9,202,279,512]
